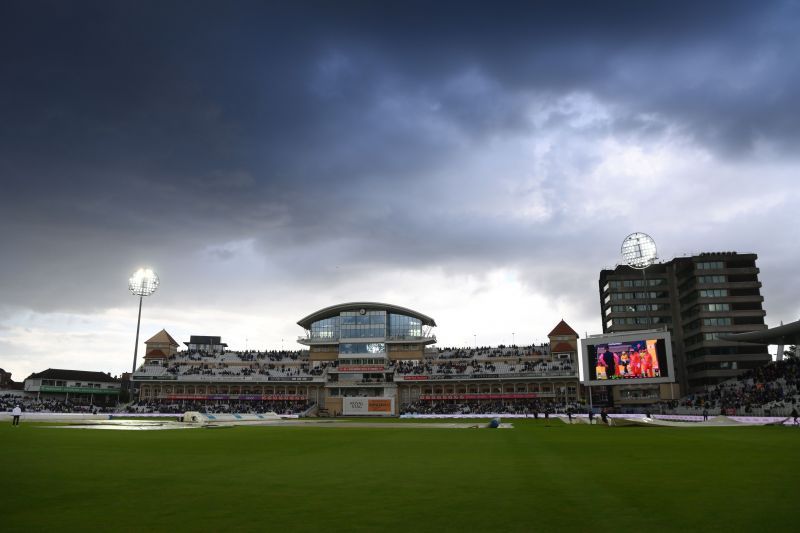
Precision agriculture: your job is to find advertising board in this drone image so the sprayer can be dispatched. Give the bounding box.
[341,397,395,416]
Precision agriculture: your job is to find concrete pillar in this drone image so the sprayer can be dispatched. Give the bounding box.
[776,344,784,362]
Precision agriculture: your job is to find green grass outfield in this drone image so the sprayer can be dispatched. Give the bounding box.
[1,419,798,532]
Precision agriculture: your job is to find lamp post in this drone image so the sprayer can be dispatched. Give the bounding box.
[128,268,160,376]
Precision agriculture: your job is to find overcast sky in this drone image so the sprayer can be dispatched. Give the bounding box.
[2,1,800,379]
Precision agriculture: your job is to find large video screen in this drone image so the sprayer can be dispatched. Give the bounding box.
[581,331,674,386]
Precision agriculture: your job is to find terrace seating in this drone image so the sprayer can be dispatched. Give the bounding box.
[667,357,800,415]
[392,356,575,379]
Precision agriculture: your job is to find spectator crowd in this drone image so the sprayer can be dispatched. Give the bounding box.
[673,357,799,414]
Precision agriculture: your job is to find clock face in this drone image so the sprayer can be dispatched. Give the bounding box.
[359,308,366,315]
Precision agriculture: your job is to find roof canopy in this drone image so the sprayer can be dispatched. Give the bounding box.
[720,319,800,345]
[26,368,118,383]
[297,302,436,329]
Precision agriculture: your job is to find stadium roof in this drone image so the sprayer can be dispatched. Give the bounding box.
[297,302,437,328]
[548,320,578,338]
[719,319,800,345]
[26,369,118,383]
[144,349,167,358]
[145,329,178,346]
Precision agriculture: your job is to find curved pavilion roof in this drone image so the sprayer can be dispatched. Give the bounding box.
[719,319,800,345]
[297,302,436,329]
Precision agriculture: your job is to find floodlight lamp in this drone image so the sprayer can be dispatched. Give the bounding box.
[621,232,657,270]
[129,268,160,297]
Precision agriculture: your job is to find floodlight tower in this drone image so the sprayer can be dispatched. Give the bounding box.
[129,268,160,374]
[620,232,658,327]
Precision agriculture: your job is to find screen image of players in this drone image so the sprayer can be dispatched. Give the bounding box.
[590,339,666,380]
[594,345,617,380]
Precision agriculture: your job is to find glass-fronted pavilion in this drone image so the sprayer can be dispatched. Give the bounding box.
[298,302,437,351]
[297,302,437,415]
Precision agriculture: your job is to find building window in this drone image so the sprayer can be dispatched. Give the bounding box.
[619,278,665,288]
[697,261,724,270]
[702,332,735,341]
[703,317,733,326]
[389,314,422,338]
[340,311,386,339]
[339,343,386,355]
[310,317,340,340]
[697,275,726,284]
[699,289,728,298]
[611,304,668,313]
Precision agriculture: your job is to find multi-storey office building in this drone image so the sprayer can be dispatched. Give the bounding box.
[599,252,770,394]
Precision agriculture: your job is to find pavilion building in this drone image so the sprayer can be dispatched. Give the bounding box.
[133,302,582,415]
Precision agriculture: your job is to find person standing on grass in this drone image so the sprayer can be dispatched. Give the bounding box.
[12,404,21,426]
[791,408,798,426]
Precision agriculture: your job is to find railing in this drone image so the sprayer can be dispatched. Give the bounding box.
[616,394,662,402]
[385,335,437,342]
[398,370,577,380]
[297,334,438,343]
[173,374,325,382]
[664,405,797,417]
[298,335,330,342]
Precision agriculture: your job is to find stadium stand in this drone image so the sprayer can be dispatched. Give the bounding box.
[1,395,114,414]
[121,308,585,416]
[665,357,799,416]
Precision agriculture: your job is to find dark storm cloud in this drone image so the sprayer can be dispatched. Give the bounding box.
[1,0,799,317]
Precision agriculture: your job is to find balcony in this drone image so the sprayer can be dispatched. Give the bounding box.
[297,334,437,346]
[297,336,339,346]
[385,334,437,345]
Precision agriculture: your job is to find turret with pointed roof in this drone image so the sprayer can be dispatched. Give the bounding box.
[548,320,578,362]
[144,329,179,358]
[548,319,579,338]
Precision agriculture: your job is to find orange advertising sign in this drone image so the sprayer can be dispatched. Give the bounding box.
[368,399,392,412]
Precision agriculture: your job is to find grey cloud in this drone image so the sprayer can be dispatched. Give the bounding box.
[1,0,800,331]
